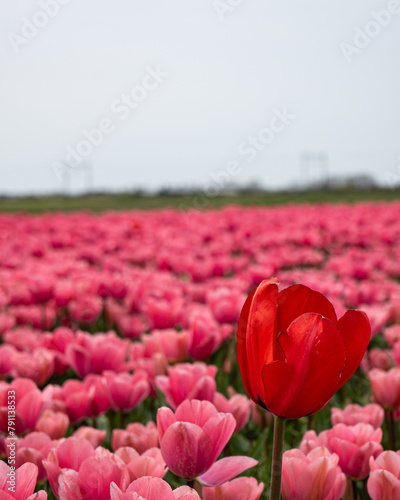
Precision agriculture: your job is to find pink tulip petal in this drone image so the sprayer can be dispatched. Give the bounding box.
[197,456,258,487]
[175,400,218,428]
[14,463,38,499]
[160,422,213,478]
[368,470,400,500]
[157,407,177,441]
[173,485,201,499]
[202,413,236,463]
[126,476,175,500]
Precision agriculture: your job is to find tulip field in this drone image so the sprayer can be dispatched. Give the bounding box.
[2,201,400,499]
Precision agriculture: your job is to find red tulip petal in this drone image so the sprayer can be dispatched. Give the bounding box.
[197,456,258,487]
[277,284,337,334]
[337,310,371,386]
[237,279,279,406]
[262,313,345,419]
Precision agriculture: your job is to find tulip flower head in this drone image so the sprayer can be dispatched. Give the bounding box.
[368,450,400,500]
[157,399,257,486]
[237,278,371,419]
[281,447,346,500]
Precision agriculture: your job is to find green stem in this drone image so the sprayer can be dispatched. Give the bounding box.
[352,480,358,500]
[270,416,285,500]
[385,410,396,450]
[362,478,368,500]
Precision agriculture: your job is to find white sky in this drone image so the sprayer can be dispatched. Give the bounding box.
[1,0,400,195]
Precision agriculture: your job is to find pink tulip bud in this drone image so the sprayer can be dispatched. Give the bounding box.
[281,447,346,500]
[73,426,107,447]
[302,423,383,480]
[8,431,58,482]
[112,422,158,454]
[157,399,257,485]
[0,462,47,499]
[213,392,251,432]
[202,476,264,500]
[104,370,150,412]
[368,450,400,499]
[369,368,400,410]
[331,404,384,429]
[35,409,69,439]
[115,446,167,481]
[110,476,201,500]
[156,363,217,410]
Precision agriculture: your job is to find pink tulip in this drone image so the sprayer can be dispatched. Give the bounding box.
[66,331,129,378]
[9,431,58,481]
[73,427,107,447]
[53,280,73,307]
[206,287,244,324]
[68,296,103,324]
[35,409,69,439]
[368,450,400,499]
[0,462,47,499]
[12,348,55,386]
[202,476,264,500]
[300,430,329,454]
[281,447,346,500]
[384,325,400,347]
[369,368,400,410]
[186,313,223,361]
[302,423,383,480]
[0,314,15,336]
[156,363,217,410]
[0,379,46,434]
[143,296,184,330]
[331,404,384,429]
[142,329,187,363]
[213,391,251,432]
[117,314,146,339]
[62,375,111,422]
[57,448,130,500]
[110,476,200,500]
[98,274,127,300]
[157,399,257,485]
[115,447,167,481]
[130,349,169,397]
[40,327,74,375]
[104,370,150,412]
[28,275,54,304]
[367,348,394,371]
[112,422,158,453]
[43,437,96,496]
[0,345,16,377]
[3,327,41,351]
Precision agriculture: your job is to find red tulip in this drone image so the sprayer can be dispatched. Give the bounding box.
[237,278,371,419]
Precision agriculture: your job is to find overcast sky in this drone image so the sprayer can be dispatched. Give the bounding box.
[1,0,400,195]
